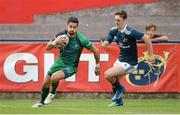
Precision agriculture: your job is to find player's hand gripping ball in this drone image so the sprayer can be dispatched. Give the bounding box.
[52,35,69,49]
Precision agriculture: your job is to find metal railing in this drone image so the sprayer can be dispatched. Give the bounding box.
[0,39,180,43]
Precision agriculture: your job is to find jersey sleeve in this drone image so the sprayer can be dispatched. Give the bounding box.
[106,27,118,44]
[77,32,93,50]
[130,29,144,40]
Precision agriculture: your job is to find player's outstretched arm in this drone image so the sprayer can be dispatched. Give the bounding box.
[89,45,100,75]
[143,34,156,63]
[152,35,169,41]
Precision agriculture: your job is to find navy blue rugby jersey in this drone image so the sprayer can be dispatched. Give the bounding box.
[107,25,144,65]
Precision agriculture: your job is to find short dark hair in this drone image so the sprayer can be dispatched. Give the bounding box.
[145,24,157,31]
[67,17,79,25]
[115,10,127,20]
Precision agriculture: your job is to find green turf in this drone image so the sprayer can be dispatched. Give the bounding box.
[0,99,179,114]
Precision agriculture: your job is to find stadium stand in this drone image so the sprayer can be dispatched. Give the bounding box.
[0,0,179,41]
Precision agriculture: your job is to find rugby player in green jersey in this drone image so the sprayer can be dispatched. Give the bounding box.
[32,17,100,108]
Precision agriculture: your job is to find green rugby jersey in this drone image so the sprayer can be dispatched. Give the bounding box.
[54,30,92,68]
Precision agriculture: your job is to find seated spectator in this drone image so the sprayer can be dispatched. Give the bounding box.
[145,24,169,41]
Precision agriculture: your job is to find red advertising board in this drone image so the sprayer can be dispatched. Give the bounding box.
[0,43,179,92]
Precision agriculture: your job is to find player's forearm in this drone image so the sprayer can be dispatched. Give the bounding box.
[46,40,54,50]
[94,49,100,64]
[143,35,154,57]
[91,46,100,64]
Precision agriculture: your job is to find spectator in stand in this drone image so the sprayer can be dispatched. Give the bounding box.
[145,24,169,41]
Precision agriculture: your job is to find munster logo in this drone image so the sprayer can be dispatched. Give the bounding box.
[126,51,169,86]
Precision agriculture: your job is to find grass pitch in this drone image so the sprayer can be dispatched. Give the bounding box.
[0,99,179,114]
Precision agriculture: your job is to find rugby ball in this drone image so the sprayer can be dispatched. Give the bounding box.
[52,35,69,49]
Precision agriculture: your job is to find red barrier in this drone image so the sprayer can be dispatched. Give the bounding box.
[0,43,179,92]
[0,0,158,24]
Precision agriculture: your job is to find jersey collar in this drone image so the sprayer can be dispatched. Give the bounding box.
[120,24,127,33]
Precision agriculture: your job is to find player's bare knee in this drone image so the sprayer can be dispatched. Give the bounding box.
[50,75,57,83]
[104,71,111,80]
[51,79,56,83]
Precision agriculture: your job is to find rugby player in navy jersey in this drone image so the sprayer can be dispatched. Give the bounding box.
[101,11,155,107]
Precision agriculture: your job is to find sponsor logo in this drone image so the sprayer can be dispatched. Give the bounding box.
[126,51,169,86]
